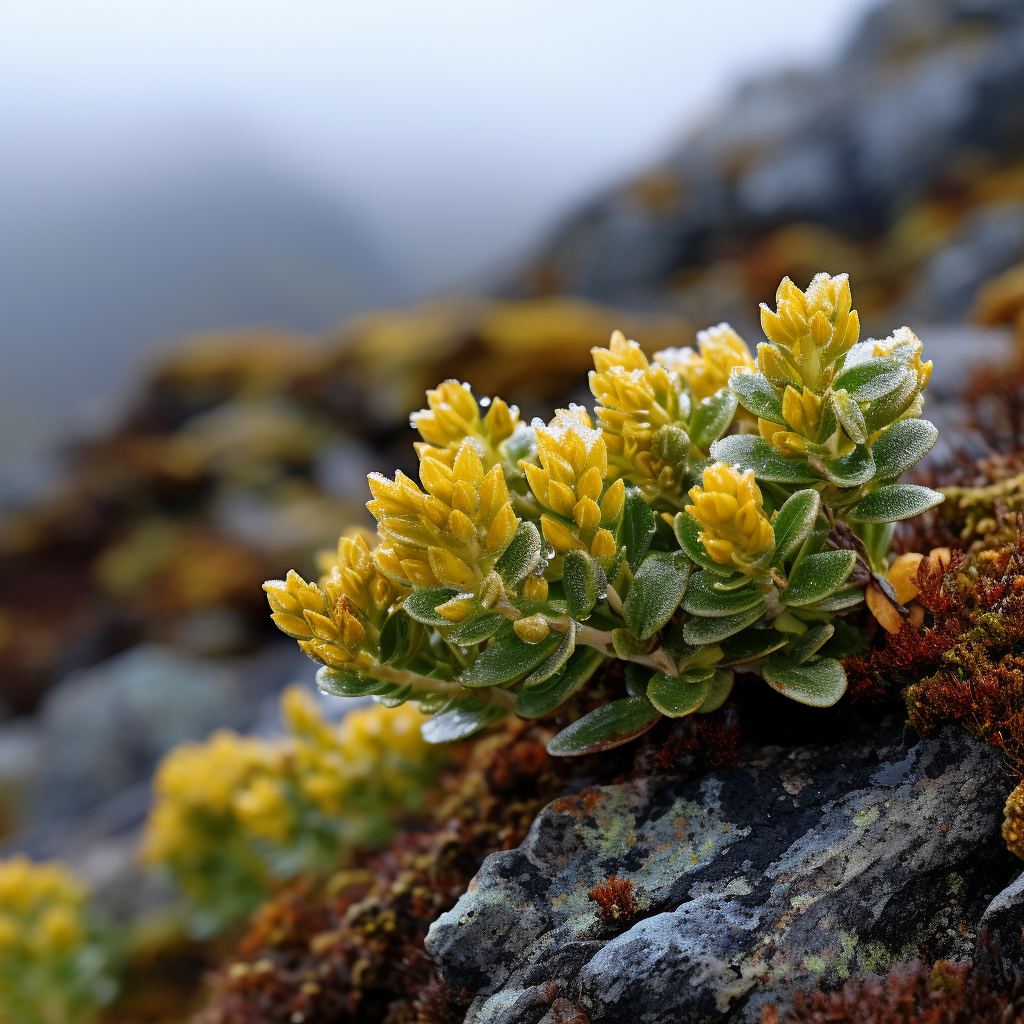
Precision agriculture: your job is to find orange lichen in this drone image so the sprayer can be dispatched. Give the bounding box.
[587,875,639,925]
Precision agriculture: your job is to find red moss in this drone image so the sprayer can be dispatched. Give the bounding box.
[587,875,639,926]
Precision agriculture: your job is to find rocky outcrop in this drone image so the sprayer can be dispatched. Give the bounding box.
[426,722,1021,1023]
[520,0,1024,326]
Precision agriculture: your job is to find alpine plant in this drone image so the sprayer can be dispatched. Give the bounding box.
[265,274,942,755]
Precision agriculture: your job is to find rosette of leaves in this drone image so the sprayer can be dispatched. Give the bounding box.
[264,272,945,758]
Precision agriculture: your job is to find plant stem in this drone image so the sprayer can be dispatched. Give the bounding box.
[365,662,516,711]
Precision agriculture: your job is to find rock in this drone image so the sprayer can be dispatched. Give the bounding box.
[426,723,1019,1023]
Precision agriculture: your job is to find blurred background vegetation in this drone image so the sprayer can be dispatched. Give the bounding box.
[2,0,1024,1020]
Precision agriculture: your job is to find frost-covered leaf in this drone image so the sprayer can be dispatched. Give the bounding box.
[681,601,767,645]
[781,550,857,606]
[771,489,821,564]
[523,623,578,686]
[720,625,789,663]
[647,668,714,717]
[802,585,865,612]
[379,608,422,664]
[546,695,662,756]
[818,444,875,488]
[729,370,785,423]
[317,666,395,698]
[446,613,506,645]
[563,550,606,621]
[863,369,917,432]
[515,647,605,718]
[689,387,740,447]
[846,484,944,524]
[710,435,820,484]
[833,357,905,401]
[624,551,691,640]
[459,628,561,688]
[682,571,763,617]
[495,521,541,587]
[616,488,656,572]
[831,389,868,445]
[403,587,461,626]
[761,655,847,707]
[870,419,938,480]
[421,700,507,743]
[697,668,735,712]
[786,622,834,664]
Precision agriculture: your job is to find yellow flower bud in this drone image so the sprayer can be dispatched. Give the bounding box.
[656,323,755,404]
[685,463,774,572]
[514,614,551,644]
[522,574,549,604]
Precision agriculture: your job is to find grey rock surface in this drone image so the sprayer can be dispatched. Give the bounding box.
[520,0,1024,323]
[426,723,1020,1023]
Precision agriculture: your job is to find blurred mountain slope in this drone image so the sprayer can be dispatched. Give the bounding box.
[518,0,1024,330]
[0,160,404,496]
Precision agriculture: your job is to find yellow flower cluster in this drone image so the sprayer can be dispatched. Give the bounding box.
[871,326,933,396]
[369,440,518,590]
[264,530,404,670]
[520,407,623,561]
[758,385,829,458]
[589,331,686,493]
[410,379,519,470]
[0,855,112,1024]
[758,272,860,391]
[143,687,435,923]
[657,323,756,404]
[0,856,87,957]
[686,463,775,572]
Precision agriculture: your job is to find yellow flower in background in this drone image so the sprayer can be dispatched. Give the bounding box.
[686,463,775,571]
[656,323,756,404]
[590,331,686,491]
[142,686,439,932]
[0,855,111,1023]
[410,379,520,470]
[369,439,518,590]
[520,407,623,560]
[759,272,860,389]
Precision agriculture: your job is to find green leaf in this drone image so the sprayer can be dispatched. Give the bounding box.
[833,357,905,401]
[831,389,868,445]
[786,623,834,664]
[446,613,506,645]
[729,370,785,423]
[523,623,578,686]
[546,696,662,756]
[697,668,735,712]
[378,609,421,665]
[710,435,820,484]
[681,600,767,645]
[316,666,395,698]
[673,510,735,574]
[846,484,944,524]
[563,550,607,621]
[761,655,847,707]
[647,668,714,717]
[495,521,542,587]
[771,489,821,564]
[863,368,917,432]
[377,685,413,708]
[781,550,857,606]
[689,388,740,447]
[515,647,605,718]
[870,419,938,479]
[623,551,691,640]
[459,628,562,688]
[802,585,864,612]
[403,587,461,626]
[617,488,656,572]
[720,625,789,663]
[421,701,507,743]
[819,620,868,659]
[682,572,763,617]
[818,444,875,487]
